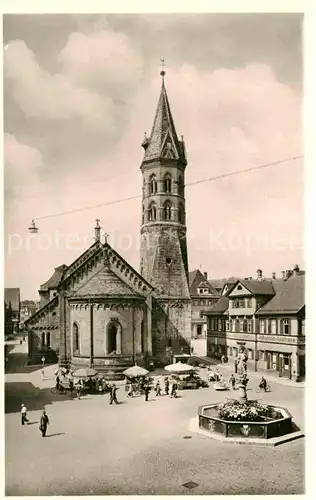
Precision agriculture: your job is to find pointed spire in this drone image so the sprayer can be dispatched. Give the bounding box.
[142,60,186,165]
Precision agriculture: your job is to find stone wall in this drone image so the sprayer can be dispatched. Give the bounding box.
[68,303,145,360]
[27,300,60,364]
[152,298,192,363]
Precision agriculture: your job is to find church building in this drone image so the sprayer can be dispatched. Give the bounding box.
[25,69,192,375]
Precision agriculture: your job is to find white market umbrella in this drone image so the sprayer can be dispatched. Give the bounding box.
[164,362,196,374]
[72,368,98,378]
[123,365,149,377]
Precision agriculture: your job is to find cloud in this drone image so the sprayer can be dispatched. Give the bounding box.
[3,17,303,298]
[4,40,112,125]
[4,133,43,191]
[60,30,143,92]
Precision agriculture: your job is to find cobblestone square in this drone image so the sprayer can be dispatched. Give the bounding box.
[5,345,305,496]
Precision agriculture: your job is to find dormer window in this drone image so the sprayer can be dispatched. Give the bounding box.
[198,288,209,295]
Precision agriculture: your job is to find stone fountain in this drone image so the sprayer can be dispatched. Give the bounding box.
[190,346,304,446]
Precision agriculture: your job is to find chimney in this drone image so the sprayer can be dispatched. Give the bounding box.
[94,219,101,242]
[272,272,276,280]
[256,269,263,281]
[293,264,300,276]
[286,269,293,279]
[282,271,286,279]
[204,272,208,279]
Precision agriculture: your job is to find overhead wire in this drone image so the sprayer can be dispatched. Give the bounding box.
[33,155,302,222]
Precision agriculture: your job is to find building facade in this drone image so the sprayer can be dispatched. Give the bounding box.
[205,268,305,382]
[20,300,40,329]
[25,70,192,372]
[189,270,220,356]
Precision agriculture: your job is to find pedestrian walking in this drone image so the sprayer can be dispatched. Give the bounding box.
[144,384,150,401]
[221,355,225,364]
[164,378,170,396]
[56,375,60,391]
[21,404,28,425]
[170,381,178,398]
[39,409,49,437]
[109,384,119,404]
[127,381,134,397]
[229,374,236,390]
[69,379,74,393]
[155,380,161,396]
[76,379,84,399]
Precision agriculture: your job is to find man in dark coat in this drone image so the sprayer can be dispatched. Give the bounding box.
[109,384,119,404]
[39,409,49,437]
[144,384,150,401]
[164,378,170,395]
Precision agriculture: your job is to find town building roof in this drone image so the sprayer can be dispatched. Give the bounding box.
[188,269,219,297]
[232,279,275,296]
[202,296,229,315]
[256,274,305,314]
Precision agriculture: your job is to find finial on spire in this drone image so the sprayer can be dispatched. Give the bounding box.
[160,57,166,78]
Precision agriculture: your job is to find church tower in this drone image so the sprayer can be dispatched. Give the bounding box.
[140,64,191,360]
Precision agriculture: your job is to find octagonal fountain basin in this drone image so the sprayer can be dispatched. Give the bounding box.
[193,402,304,446]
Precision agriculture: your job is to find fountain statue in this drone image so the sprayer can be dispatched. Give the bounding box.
[237,345,249,402]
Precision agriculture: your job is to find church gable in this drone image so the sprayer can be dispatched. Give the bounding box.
[61,243,153,298]
[72,265,141,297]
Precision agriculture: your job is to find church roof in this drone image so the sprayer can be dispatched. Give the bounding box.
[142,78,186,164]
[71,266,143,298]
[40,265,68,290]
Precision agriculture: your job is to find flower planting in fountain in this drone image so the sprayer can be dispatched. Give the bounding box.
[198,347,298,441]
[217,400,272,422]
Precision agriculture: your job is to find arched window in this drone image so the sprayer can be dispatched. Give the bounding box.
[149,174,157,195]
[106,321,122,355]
[163,173,172,193]
[178,175,184,197]
[163,201,172,220]
[148,202,157,221]
[178,203,185,224]
[41,332,45,348]
[46,331,50,348]
[142,205,145,224]
[73,322,80,354]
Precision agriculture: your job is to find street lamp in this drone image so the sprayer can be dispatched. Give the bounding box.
[28,220,39,234]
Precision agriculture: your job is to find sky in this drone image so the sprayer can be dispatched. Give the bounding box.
[3,13,303,300]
